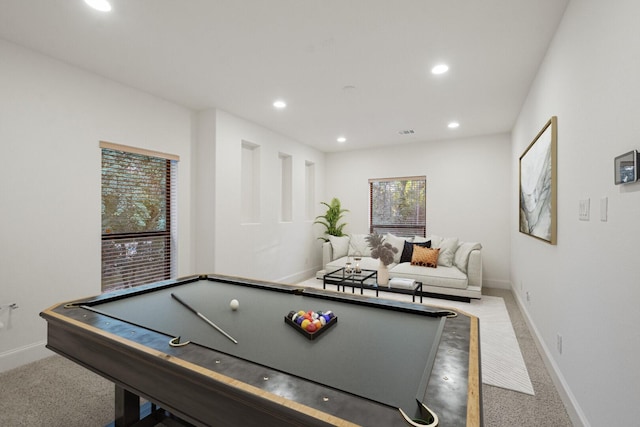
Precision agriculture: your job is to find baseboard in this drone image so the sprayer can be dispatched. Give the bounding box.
[512,287,590,427]
[277,266,321,285]
[0,340,52,373]
[483,278,511,289]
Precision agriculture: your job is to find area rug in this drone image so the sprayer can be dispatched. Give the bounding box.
[298,278,535,395]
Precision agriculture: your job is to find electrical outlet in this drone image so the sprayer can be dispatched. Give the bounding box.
[557,333,563,354]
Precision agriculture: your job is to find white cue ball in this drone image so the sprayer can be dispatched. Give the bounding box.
[230,299,239,311]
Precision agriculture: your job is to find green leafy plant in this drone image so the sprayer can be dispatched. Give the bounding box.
[366,233,398,266]
[314,198,349,241]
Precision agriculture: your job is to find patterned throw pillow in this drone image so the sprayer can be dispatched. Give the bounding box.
[411,246,440,268]
[400,240,431,263]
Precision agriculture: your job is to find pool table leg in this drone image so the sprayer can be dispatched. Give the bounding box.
[114,385,140,427]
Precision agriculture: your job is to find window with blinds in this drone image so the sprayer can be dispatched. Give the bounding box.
[101,142,179,293]
[369,176,426,238]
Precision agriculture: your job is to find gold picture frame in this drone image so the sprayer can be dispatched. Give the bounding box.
[519,116,557,244]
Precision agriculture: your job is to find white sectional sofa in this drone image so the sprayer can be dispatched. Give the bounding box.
[319,233,482,301]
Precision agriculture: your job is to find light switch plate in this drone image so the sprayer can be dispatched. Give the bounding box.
[579,199,590,221]
[600,197,608,222]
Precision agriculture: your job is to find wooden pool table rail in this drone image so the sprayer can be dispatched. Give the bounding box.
[41,274,482,427]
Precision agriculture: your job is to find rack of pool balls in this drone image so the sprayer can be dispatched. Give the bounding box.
[284,310,337,340]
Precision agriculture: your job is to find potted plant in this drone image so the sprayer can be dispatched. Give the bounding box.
[314,198,349,241]
[366,233,398,286]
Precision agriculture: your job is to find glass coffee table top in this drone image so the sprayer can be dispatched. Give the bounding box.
[323,267,378,295]
[322,267,424,303]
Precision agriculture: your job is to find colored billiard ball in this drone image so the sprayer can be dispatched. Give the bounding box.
[230,299,239,311]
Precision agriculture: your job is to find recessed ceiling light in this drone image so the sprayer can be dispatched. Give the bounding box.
[273,100,287,109]
[337,136,347,143]
[84,0,112,12]
[448,121,460,129]
[431,64,449,75]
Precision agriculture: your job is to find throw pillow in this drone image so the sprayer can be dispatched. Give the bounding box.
[427,235,443,247]
[454,242,482,273]
[348,234,372,257]
[328,235,350,259]
[384,233,407,264]
[413,236,430,243]
[411,246,439,268]
[400,240,431,263]
[435,236,459,267]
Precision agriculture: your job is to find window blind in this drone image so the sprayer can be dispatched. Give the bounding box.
[100,142,178,292]
[369,176,426,237]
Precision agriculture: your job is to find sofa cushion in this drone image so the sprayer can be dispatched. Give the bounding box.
[432,236,459,267]
[400,240,431,263]
[384,233,407,264]
[411,246,439,268]
[390,263,468,290]
[454,242,482,273]
[348,234,372,257]
[328,235,350,259]
[426,235,442,247]
[326,256,386,272]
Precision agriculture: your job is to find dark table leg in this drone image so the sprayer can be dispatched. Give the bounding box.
[413,283,423,303]
[115,385,140,427]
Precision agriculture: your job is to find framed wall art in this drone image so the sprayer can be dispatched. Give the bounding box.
[519,116,557,244]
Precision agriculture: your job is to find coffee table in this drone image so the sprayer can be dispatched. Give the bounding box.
[323,267,424,303]
[323,267,378,295]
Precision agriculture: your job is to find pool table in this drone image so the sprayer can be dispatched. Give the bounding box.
[41,274,481,427]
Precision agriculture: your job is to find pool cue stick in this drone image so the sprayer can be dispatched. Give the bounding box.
[171,293,238,344]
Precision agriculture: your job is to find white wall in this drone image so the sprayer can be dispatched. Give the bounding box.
[325,133,512,288]
[0,40,193,371]
[511,1,640,425]
[193,109,326,283]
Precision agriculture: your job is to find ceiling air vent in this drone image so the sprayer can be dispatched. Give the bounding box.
[398,129,415,135]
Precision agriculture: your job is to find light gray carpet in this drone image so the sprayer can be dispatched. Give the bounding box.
[0,288,572,426]
[0,354,113,426]
[482,288,572,427]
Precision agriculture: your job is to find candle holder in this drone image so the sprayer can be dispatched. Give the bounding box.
[345,262,353,274]
[353,251,362,273]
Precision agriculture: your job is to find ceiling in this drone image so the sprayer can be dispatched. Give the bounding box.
[0,0,569,152]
